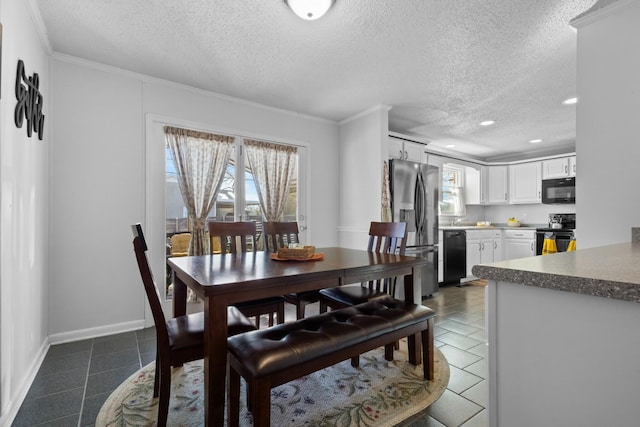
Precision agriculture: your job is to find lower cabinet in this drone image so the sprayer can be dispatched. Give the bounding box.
[503,229,536,260]
[466,229,502,277]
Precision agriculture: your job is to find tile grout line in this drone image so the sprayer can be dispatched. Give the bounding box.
[76,339,94,427]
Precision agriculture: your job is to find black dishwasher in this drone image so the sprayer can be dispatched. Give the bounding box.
[443,230,466,284]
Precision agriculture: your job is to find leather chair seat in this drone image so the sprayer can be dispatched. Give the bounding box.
[167,307,255,351]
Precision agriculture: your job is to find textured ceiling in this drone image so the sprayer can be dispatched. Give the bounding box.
[34,0,597,161]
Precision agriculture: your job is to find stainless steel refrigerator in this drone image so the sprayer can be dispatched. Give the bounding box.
[389,158,439,297]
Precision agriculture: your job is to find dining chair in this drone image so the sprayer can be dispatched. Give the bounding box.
[318,221,407,366]
[319,221,408,312]
[263,221,321,319]
[169,233,191,257]
[208,221,286,327]
[131,224,255,427]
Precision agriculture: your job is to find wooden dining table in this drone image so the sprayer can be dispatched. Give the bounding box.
[168,246,427,427]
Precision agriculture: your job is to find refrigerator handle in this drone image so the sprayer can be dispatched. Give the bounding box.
[414,170,426,242]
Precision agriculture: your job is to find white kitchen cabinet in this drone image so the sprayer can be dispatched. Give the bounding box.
[483,166,509,204]
[569,156,576,176]
[542,156,576,179]
[466,239,482,277]
[509,162,542,204]
[465,166,482,205]
[493,229,503,262]
[502,229,536,260]
[389,137,426,162]
[466,229,501,277]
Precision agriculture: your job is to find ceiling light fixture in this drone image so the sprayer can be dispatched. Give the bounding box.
[562,97,578,105]
[529,139,542,144]
[479,120,495,126]
[446,144,456,148]
[285,0,335,20]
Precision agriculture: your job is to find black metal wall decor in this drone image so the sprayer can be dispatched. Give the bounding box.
[15,59,45,141]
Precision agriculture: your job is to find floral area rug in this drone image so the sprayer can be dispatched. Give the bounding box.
[96,344,449,426]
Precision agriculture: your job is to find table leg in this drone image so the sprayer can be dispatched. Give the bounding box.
[204,296,228,427]
[404,266,422,365]
[172,272,187,318]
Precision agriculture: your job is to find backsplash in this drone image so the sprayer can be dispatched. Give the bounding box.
[439,204,576,226]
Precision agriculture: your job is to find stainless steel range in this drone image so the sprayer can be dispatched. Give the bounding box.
[535,213,576,255]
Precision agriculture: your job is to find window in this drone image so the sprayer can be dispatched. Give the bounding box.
[440,164,466,216]
[166,138,299,230]
[164,132,303,297]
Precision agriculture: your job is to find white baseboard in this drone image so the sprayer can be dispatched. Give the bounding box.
[0,338,50,427]
[48,319,146,345]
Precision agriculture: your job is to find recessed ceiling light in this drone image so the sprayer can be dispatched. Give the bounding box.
[562,97,578,105]
[529,139,542,144]
[445,144,456,148]
[479,120,495,126]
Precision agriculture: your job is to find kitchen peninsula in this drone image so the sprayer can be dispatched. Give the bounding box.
[472,237,640,427]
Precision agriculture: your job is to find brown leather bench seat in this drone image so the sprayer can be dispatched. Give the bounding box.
[227,297,436,427]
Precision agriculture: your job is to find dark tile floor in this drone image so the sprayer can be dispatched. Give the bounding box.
[12,284,487,427]
[12,328,157,426]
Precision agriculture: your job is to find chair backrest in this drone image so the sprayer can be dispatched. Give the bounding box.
[131,224,169,347]
[368,221,407,256]
[365,221,408,296]
[262,221,300,253]
[208,221,258,254]
[170,233,191,256]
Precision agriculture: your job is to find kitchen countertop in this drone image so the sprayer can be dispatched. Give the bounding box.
[472,242,640,303]
[439,224,540,230]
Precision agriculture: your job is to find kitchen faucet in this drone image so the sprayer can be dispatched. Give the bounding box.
[452,217,467,226]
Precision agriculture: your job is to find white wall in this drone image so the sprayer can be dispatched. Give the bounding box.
[575,0,640,248]
[338,106,389,248]
[49,59,146,337]
[48,56,341,338]
[0,0,51,423]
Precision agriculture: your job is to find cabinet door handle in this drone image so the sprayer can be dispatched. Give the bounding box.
[565,165,568,174]
[531,242,534,251]
[573,164,576,174]
[399,150,404,159]
[404,150,408,159]
[504,192,507,201]
[494,241,497,250]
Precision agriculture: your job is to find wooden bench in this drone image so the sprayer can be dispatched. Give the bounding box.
[227,297,436,427]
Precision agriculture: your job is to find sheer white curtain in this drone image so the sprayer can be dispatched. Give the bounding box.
[244,139,297,221]
[164,126,234,255]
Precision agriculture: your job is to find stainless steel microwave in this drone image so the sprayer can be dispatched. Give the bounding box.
[542,177,575,204]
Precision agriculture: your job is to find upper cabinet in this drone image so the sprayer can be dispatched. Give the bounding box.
[465,166,482,205]
[483,166,509,204]
[389,137,426,162]
[569,156,576,176]
[509,162,542,204]
[542,156,576,179]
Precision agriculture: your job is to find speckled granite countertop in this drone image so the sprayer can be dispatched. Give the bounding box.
[472,242,640,303]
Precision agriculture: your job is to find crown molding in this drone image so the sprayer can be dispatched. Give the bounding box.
[570,0,637,28]
[339,104,392,126]
[25,0,52,54]
[50,52,337,125]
